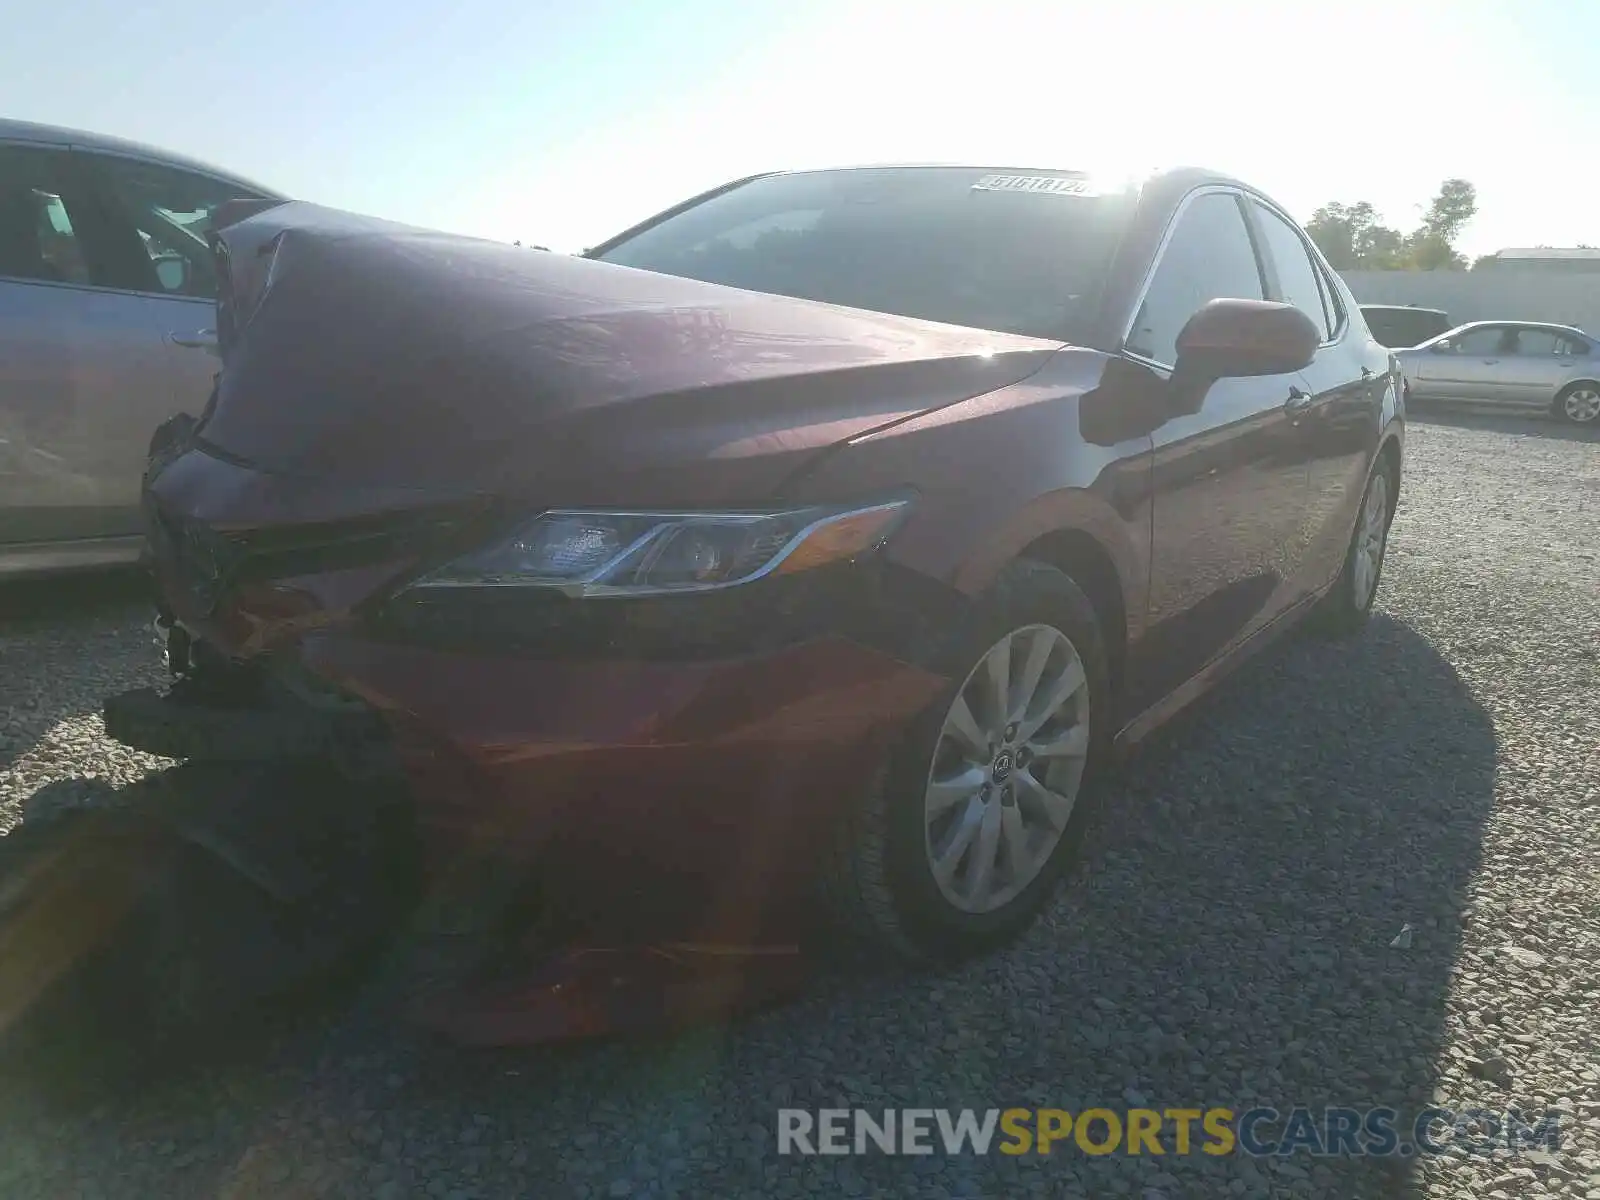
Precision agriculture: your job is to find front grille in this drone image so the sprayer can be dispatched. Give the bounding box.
[145,494,499,616]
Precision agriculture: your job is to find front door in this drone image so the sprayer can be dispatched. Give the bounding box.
[0,145,269,552]
[1412,325,1514,403]
[0,141,183,547]
[1121,189,1313,712]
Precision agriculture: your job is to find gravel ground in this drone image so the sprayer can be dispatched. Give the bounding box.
[0,411,1596,1200]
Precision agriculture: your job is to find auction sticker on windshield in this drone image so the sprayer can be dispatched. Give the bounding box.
[971,174,1096,196]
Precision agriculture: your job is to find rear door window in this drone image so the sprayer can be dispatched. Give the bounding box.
[1510,328,1590,357]
[1250,201,1332,340]
[1513,329,1564,356]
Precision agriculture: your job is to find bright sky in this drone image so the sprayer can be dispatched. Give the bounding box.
[5,0,1594,259]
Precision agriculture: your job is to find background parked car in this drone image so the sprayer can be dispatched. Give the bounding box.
[1394,320,1600,424]
[1360,304,1453,349]
[0,120,282,577]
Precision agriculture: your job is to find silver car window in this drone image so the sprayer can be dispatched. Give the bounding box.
[93,156,263,300]
[1452,328,1506,355]
[1513,329,1567,356]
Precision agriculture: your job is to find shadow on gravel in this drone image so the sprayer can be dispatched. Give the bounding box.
[1042,612,1500,1198]
[289,614,1497,1200]
[0,613,1495,1200]
[0,566,153,624]
[1410,406,1600,444]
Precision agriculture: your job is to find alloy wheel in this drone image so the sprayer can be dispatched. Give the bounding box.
[1352,470,1390,610]
[923,624,1091,915]
[1562,387,1600,423]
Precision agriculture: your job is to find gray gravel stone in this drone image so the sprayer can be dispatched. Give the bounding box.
[0,412,1596,1199]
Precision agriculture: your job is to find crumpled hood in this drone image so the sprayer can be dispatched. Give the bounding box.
[201,202,1060,507]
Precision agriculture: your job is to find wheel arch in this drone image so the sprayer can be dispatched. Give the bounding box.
[1376,433,1402,482]
[1373,433,1402,525]
[1555,377,1600,403]
[1013,528,1129,699]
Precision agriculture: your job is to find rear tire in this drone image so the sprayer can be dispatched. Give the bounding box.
[1310,458,1395,637]
[820,559,1111,964]
[1554,382,1600,425]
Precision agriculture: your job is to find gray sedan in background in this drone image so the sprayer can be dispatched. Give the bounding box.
[0,120,280,577]
[1395,320,1600,425]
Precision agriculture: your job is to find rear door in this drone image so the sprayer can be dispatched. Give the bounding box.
[1123,188,1315,712]
[1245,197,1378,597]
[1500,326,1583,408]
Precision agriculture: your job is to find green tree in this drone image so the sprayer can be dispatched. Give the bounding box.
[1306,179,1477,271]
[1417,178,1477,244]
[1306,201,1408,270]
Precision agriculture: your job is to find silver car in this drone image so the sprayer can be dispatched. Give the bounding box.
[1,120,282,577]
[1395,320,1600,425]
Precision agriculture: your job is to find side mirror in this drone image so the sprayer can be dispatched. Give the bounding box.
[1430,340,1453,354]
[154,254,190,293]
[1173,298,1320,378]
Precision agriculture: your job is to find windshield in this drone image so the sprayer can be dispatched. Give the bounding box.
[594,167,1136,341]
[1367,308,1453,348]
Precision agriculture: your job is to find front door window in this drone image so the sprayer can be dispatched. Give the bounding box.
[91,156,262,299]
[0,145,94,286]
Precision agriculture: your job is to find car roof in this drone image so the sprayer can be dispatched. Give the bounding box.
[0,118,284,198]
[1361,304,1449,316]
[1449,319,1590,337]
[774,161,1258,195]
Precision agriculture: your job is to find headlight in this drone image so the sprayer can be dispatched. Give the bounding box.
[409,499,911,597]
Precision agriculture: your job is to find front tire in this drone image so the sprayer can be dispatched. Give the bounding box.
[820,559,1111,963]
[1554,382,1600,425]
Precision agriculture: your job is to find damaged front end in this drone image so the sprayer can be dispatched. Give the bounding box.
[112,431,863,1048]
[69,199,996,1050]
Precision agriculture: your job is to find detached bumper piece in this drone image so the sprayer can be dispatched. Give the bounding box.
[0,761,417,1080]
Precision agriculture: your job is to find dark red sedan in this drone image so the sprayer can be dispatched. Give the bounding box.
[40,165,1401,1043]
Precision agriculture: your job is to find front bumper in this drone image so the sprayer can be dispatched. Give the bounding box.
[110,628,946,938]
[309,631,945,934]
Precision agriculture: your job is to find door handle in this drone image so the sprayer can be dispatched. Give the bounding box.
[1481,358,1499,365]
[169,329,219,353]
